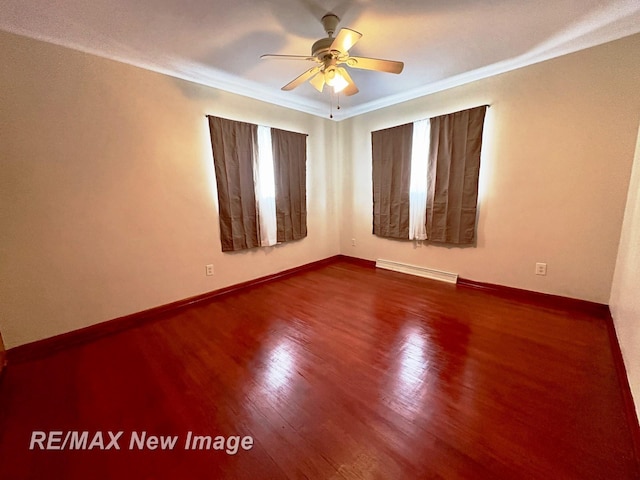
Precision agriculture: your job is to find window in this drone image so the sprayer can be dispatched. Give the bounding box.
[409,119,430,240]
[207,116,307,252]
[256,125,277,247]
[372,105,487,245]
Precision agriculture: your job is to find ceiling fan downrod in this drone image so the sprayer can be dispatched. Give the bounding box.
[321,13,340,38]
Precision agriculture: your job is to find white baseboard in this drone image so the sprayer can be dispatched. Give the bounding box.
[375,259,458,284]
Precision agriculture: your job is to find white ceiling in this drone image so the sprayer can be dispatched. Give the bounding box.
[2,1,640,120]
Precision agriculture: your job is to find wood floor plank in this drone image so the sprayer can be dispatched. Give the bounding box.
[0,260,637,479]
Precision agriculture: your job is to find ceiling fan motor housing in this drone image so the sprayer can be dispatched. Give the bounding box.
[311,37,334,59]
[312,14,341,59]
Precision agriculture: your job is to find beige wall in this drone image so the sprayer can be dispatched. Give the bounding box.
[339,34,640,304]
[2,29,640,350]
[610,124,640,423]
[0,31,340,348]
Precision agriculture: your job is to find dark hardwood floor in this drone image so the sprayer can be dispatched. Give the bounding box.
[0,259,637,479]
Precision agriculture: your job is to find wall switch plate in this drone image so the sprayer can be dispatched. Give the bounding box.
[206,264,214,276]
[351,238,356,246]
[535,263,547,276]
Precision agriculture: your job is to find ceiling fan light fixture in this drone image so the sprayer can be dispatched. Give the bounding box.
[325,67,348,93]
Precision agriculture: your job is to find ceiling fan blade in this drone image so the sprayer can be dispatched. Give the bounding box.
[261,54,317,62]
[330,28,362,53]
[337,67,358,96]
[346,56,404,74]
[309,71,325,93]
[282,66,322,91]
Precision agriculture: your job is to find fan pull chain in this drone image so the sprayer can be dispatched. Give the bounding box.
[329,92,334,119]
[329,91,341,119]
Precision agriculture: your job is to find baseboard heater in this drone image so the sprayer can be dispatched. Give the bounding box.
[375,259,458,284]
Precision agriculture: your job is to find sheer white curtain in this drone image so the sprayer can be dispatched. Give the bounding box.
[255,126,278,246]
[409,119,430,240]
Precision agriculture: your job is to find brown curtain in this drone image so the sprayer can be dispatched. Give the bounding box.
[208,116,260,252]
[426,105,487,244]
[271,128,308,242]
[372,123,413,239]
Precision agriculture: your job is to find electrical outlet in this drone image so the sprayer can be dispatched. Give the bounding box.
[351,238,356,246]
[535,263,547,276]
[205,264,214,276]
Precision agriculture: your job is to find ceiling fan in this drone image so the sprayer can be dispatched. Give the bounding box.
[261,13,404,96]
